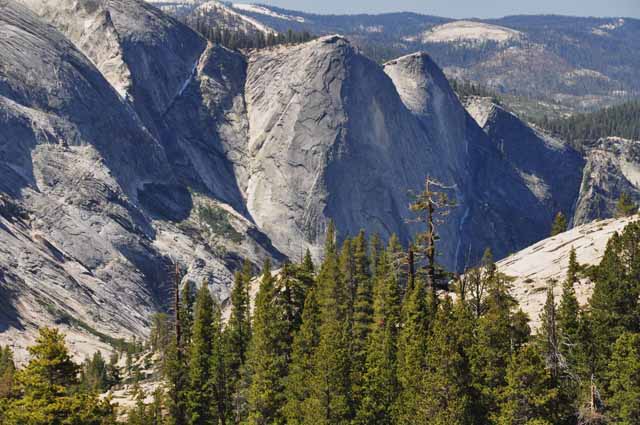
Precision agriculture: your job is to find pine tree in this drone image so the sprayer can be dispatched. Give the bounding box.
[284,288,320,424]
[538,280,561,381]
[304,224,353,424]
[370,233,382,280]
[339,238,357,313]
[606,332,640,424]
[350,230,373,397]
[589,224,640,376]
[559,248,581,365]
[417,298,475,425]
[356,245,401,425]
[165,339,187,425]
[409,176,455,293]
[470,271,530,422]
[615,192,637,218]
[80,351,111,392]
[394,276,430,424]
[2,327,115,425]
[185,281,222,425]
[496,344,559,425]
[226,268,252,378]
[126,383,163,425]
[246,260,289,425]
[179,281,196,349]
[300,249,315,283]
[557,248,582,422]
[225,263,252,423]
[210,299,229,425]
[551,211,568,236]
[0,346,15,399]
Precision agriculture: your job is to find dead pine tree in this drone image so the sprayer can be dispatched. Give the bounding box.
[408,175,456,294]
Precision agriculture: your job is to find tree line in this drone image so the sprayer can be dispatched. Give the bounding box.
[1,179,639,424]
[183,15,314,51]
[533,100,640,149]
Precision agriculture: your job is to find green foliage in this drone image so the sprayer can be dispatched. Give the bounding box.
[350,231,374,410]
[11,220,640,425]
[79,351,119,393]
[126,384,164,425]
[186,15,315,50]
[470,270,530,422]
[196,204,243,243]
[284,288,320,425]
[179,281,196,349]
[534,100,640,148]
[394,277,430,423]
[225,262,252,423]
[418,298,475,425]
[149,313,172,358]
[451,79,503,105]
[496,344,559,425]
[0,346,16,399]
[356,243,401,425]
[616,192,637,218]
[588,223,640,376]
[551,211,568,236]
[558,248,581,360]
[246,260,289,425]
[303,224,354,424]
[1,327,115,425]
[606,332,640,424]
[185,281,227,425]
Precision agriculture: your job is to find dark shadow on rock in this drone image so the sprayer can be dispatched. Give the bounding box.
[138,183,193,222]
[0,270,25,332]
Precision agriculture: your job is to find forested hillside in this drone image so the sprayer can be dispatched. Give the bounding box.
[534,100,640,149]
[2,193,640,424]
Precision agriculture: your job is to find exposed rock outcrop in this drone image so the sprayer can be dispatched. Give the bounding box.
[0,0,282,361]
[466,96,585,226]
[498,214,639,329]
[574,137,640,225]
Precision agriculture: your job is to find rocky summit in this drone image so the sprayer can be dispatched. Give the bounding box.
[0,0,637,359]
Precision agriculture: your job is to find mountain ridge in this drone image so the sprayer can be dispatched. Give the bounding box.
[1,0,639,361]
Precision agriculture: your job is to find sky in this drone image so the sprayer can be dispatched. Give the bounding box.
[255,0,640,19]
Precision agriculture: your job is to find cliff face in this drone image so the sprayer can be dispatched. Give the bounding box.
[466,96,585,224]
[242,40,458,261]
[0,0,282,361]
[2,0,633,360]
[574,137,640,225]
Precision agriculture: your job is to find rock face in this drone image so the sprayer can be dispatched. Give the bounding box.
[243,42,455,261]
[466,97,585,227]
[2,0,636,361]
[574,137,640,225]
[498,214,639,329]
[0,0,282,361]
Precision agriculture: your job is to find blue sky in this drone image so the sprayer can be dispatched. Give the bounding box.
[255,0,640,19]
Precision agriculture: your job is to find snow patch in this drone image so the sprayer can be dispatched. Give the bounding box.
[232,3,306,23]
[422,21,522,44]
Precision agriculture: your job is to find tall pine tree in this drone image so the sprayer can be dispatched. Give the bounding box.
[356,242,401,425]
[304,223,353,424]
[246,260,289,425]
